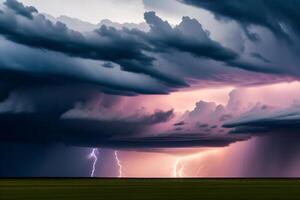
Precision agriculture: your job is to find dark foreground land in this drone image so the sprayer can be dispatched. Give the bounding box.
[1,179,300,200]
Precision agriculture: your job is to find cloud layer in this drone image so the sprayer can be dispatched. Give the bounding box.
[179,0,300,42]
[0,0,295,96]
[0,0,300,152]
[224,103,300,135]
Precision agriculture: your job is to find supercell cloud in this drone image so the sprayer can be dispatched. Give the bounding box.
[1,0,300,177]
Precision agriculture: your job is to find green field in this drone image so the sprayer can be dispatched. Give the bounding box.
[1,179,300,200]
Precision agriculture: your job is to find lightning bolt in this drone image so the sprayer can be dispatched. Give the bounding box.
[171,149,221,178]
[172,158,185,177]
[88,148,99,177]
[114,151,122,178]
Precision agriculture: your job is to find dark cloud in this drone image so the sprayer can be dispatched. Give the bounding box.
[250,52,271,63]
[92,133,249,149]
[210,125,218,129]
[0,38,173,95]
[179,0,300,41]
[225,57,287,75]
[174,121,185,126]
[140,12,291,78]
[0,0,294,91]
[142,12,238,61]
[0,88,162,136]
[223,104,300,135]
[142,109,174,124]
[102,62,115,68]
[0,110,250,149]
[152,50,293,88]
[241,24,261,42]
[0,88,255,150]
[174,127,183,131]
[198,123,209,128]
[4,0,37,19]
[0,107,172,137]
[0,1,187,87]
[0,86,97,117]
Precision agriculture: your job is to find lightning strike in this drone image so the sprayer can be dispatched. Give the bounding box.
[114,151,123,178]
[172,149,221,178]
[88,148,99,177]
[172,158,185,177]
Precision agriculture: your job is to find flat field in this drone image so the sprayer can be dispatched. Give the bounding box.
[1,179,300,200]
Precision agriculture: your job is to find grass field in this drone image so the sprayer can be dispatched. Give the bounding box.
[1,179,300,200]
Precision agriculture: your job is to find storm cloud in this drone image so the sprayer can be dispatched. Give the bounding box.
[0,0,298,150]
[2,0,300,177]
[179,0,300,42]
[0,38,173,95]
[0,87,251,150]
[4,0,37,19]
[0,110,249,149]
[142,11,238,61]
[0,0,293,92]
[224,103,300,135]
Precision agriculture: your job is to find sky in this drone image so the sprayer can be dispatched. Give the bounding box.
[18,0,146,24]
[1,0,300,177]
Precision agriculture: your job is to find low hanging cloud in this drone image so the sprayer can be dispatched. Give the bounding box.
[0,108,173,141]
[0,108,248,149]
[5,82,300,150]
[0,88,251,150]
[224,103,300,135]
[0,38,173,95]
[89,133,248,149]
